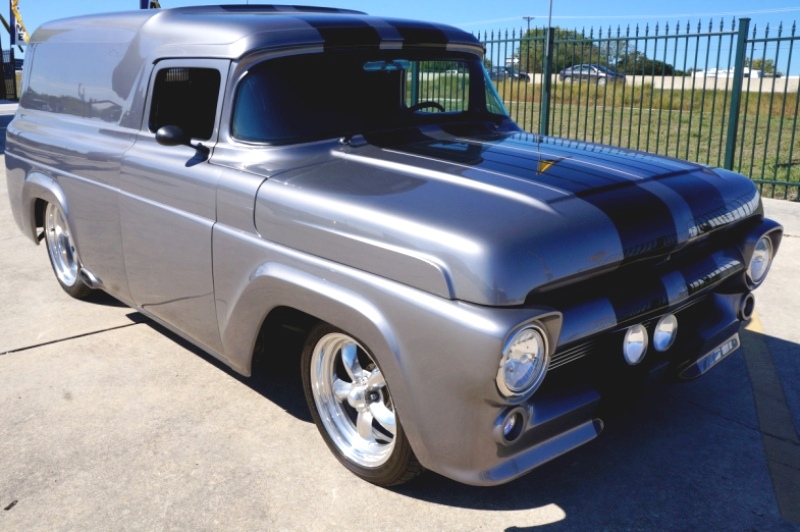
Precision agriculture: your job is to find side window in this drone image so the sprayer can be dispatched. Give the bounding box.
[149,67,221,140]
[22,43,126,123]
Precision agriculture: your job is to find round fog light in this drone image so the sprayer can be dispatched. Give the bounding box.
[623,324,648,365]
[653,314,678,352]
[502,412,523,441]
[748,236,773,285]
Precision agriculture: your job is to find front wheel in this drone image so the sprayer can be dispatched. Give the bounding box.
[43,202,92,299]
[301,323,423,486]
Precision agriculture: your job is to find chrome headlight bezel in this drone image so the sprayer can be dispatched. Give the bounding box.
[496,324,550,400]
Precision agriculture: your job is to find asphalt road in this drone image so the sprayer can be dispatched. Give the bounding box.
[1,106,799,530]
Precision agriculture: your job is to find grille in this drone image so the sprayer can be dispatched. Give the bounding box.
[550,340,596,370]
[548,296,706,371]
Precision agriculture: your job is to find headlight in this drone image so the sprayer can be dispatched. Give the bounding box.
[747,236,773,286]
[623,324,648,365]
[653,314,678,352]
[496,325,549,398]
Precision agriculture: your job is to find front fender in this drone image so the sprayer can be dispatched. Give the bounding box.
[212,224,564,474]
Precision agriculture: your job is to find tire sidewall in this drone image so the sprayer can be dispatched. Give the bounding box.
[44,202,92,299]
[300,322,419,486]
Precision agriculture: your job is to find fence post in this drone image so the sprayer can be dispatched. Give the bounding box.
[539,27,555,135]
[724,18,750,170]
[7,48,16,100]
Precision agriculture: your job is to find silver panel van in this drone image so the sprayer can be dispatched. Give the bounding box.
[5,5,782,486]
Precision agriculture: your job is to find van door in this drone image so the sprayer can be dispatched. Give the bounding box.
[119,59,228,354]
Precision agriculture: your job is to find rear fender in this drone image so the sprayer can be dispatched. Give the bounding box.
[20,172,70,244]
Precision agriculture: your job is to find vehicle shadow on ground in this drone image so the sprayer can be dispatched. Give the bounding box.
[81,290,131,308]
[138,315,799,528]
[141,316,312,423]
[387,332,799,528]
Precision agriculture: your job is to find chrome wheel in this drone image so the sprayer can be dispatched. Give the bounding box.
[45,202,80,287]
[309,332,396,468]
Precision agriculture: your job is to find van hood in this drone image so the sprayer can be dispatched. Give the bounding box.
[254,128,761,306]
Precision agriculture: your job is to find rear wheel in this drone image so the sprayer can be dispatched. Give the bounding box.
[301,323,422,486]
[44,202,92,299]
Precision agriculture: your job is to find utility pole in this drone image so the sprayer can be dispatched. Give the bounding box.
[523,16,534,35]
[522,16,534,73]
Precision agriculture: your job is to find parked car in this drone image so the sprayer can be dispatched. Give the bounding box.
[6,5,781,487]
[559,63,626,84]
[490,65,528,81]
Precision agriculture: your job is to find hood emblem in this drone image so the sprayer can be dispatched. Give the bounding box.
[538,158,562,174]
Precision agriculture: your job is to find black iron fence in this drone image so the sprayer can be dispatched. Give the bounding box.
[480,18,800,200]
[0,50,17,101]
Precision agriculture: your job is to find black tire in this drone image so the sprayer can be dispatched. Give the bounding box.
[43,202,92,299]
[300,323,423,486]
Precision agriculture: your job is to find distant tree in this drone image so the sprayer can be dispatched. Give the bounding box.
[598,39,637,66]
[615,55,675,76]
[745,57,778,74]
[518,27,602,73]
[519,29,677,75]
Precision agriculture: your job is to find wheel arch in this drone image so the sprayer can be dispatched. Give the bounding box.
[19,171,71,244]
[216,261,427,455]
[220,262,403,387]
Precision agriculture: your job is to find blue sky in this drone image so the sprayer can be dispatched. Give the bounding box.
[6,0,800,68]
[9,1,800,39]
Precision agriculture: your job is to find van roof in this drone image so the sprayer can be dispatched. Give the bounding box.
[30,4,482,60]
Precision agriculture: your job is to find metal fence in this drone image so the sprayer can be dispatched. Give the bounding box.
[480,18,800,200]
[0,50,17,101]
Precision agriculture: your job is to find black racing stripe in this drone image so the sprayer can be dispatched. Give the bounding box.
[306,17,382,48]
[387,21,450,47]
[532,135,698,175]
[657,169,747,236]
[607,275,671,324]
[681,251,743,295]
[383,134,687,262]
[480,144,635,193]
[390,138,638,194]
[577,182,680,261]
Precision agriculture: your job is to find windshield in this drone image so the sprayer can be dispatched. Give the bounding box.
[232,50,509,145]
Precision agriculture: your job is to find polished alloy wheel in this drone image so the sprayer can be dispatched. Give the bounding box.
[44,202,80,287]
[310,332,397,468]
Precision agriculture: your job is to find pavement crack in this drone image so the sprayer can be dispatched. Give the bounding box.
[681,396,761,433]
[683,396,800,446]
[1,322,143,357]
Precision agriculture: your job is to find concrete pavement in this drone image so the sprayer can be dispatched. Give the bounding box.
[1,133,799,529]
